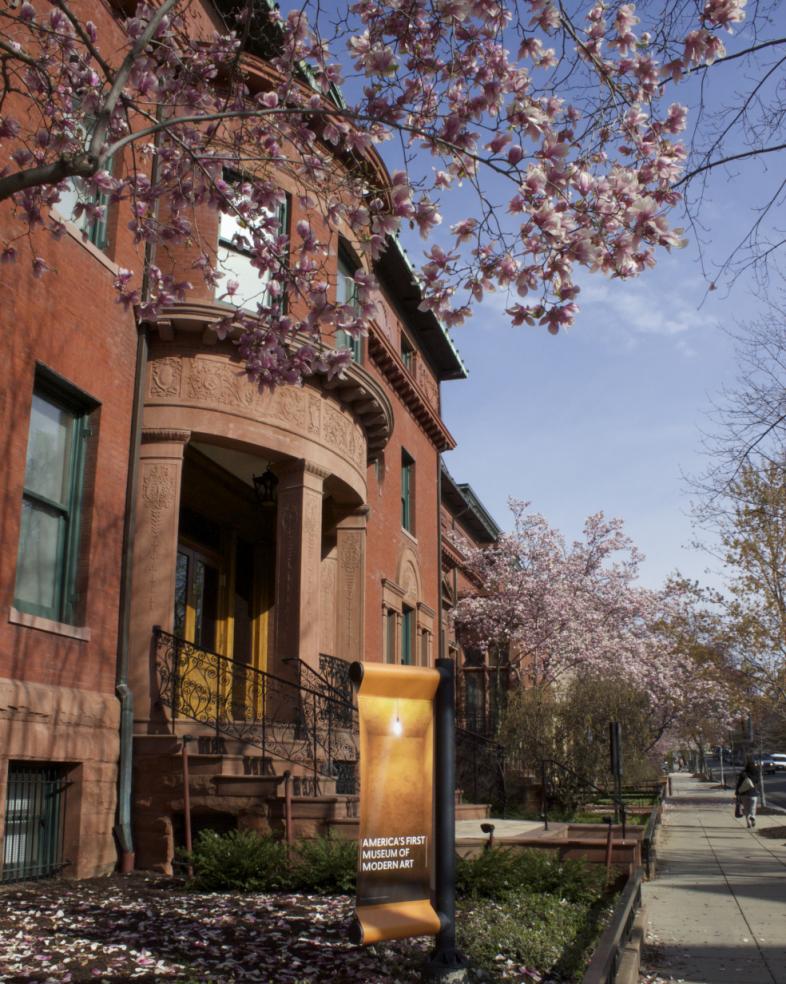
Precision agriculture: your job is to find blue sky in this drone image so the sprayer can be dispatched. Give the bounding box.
[440,250,746,590]
[403,12,782,594]
[302,0,783,592]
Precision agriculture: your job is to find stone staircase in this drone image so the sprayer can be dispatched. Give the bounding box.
[132,729,359,869]
[136,630,494,869]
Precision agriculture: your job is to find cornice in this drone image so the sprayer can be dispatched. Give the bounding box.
[367,323,456,453]
[149,302,393,460]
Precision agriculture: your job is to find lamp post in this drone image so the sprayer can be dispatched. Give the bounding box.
[427,657,469,981]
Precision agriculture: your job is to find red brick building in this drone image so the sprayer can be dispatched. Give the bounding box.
[0,0,501,881]
[440,465,506,738]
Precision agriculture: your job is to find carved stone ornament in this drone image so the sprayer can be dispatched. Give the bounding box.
[307,395,322,435]
[304,494,322,558]
[142,463,175,510]
[187,357,255,409]
[150,357,183,398]
[140,429,190,446]
[147,352,369,474]
[341,537,362,578]
[141,462,175,615]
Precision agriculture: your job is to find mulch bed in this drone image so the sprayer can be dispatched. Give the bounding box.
[0,875,431,983]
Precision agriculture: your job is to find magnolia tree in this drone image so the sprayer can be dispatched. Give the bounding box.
[452,501,735,747]
[0,0,752,387]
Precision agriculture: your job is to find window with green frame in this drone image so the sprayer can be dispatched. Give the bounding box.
[401,449,414,533]
[217,172,290,311]
[55,118,111,251]
[56,176,110,251]
[401,605,414,665]
[385,608,397,664]
[14,375,94,624]
[335,247,362,363]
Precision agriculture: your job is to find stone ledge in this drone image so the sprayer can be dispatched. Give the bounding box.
[8,606,91,641]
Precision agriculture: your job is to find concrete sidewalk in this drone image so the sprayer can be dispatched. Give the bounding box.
[641,772,786,983]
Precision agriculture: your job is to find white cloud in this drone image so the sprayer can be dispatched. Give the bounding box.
[576,267,717,350]
[461,261,717,344]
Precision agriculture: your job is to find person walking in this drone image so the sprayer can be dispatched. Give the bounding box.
[735,758,760,828]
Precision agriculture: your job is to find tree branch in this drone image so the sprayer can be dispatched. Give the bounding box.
[89,0,181,160]
[0,155,94,203]
[675,141,786,187]
[53,0,112,78]
[0,37,40,68]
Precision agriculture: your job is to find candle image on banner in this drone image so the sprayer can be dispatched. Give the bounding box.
[350,662,442,944]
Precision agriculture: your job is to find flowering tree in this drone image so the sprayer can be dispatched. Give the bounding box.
[0,0,753,387]
[717,462,786,712]
[453,501,735,745]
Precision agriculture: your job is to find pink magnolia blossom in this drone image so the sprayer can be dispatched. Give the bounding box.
[0,0,749,387]
[453,501,733,732]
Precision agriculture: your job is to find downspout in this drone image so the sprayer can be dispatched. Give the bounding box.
[436,453,444,664]
[115,111,161,871]
[115,322,148,871]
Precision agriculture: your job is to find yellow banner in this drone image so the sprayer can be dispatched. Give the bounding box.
[352,663,442,944]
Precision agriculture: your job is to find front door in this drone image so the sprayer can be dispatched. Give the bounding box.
[174,545,220,652]
[173,544,225,723]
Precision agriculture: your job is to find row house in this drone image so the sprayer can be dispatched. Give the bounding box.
[0,0,502,880]
[440,465,506,739]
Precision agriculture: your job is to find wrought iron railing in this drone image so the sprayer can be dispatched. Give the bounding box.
[154,627,358,792]
[458,710,489,735]
[277,656,354,731]
[319,653,353,703]
[540,757,613,816]
[456,727,506,812]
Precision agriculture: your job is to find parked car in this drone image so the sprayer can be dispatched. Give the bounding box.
[756,754,786,774]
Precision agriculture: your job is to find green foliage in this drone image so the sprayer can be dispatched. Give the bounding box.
[457,891,603,982]
[188,829,289,893]
[187,830,356,894]
[501,677,663,813]
[456,847,607,907]
[290,836,357,893]
[455,847,615,981]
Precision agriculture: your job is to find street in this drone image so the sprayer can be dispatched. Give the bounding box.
[706,754,786,810]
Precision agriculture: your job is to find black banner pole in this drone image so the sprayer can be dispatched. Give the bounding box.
[427,657,468,980]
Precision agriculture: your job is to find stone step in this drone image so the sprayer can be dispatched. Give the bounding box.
[211,774,286,798]
[133,732,356,785]
[456,802,491,821]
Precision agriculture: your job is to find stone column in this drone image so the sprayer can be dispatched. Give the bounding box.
[335,507,368,664]
[272,460,327,675]
[128,428,190,726]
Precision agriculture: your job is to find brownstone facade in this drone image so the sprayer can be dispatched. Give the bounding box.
[0,0,499,881]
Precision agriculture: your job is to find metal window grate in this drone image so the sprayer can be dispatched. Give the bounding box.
[2,764,70,883]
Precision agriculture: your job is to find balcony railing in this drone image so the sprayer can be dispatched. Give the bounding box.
[153,627,358,792]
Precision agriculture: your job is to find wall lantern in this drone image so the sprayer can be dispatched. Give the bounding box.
[252,468,278,507]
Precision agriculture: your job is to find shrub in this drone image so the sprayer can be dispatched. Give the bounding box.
[456,847,607,906]
[290,837,357,894]
[188,829,289,893]
[186,831,357,894]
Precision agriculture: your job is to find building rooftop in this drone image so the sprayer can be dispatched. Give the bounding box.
[375,237,468,382]
[441,462,500,543]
